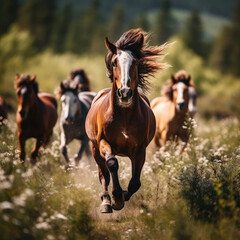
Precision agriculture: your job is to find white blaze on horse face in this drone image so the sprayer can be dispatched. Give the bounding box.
[117,50,134,88]
[21,86,27,95]
[61,92,79,122]
[176,82,185,104]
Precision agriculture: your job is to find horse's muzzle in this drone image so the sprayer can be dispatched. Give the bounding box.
[65,116,74,124]
[117,87,133,105]
[177,102,185,111]
[19,109,27,119]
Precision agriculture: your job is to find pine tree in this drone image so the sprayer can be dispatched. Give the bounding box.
[0,0,19,37]
[153,0,176,44]
[137,14,150,32]
[108,5,125,42]
[51,3,73,53]
[229,0,240,76]
[65,0,103,54]
[18,0,56,50]
[181,11,204,56]
[210,0,240,76]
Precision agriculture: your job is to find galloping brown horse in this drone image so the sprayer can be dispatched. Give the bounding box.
[151,70,193,150]
[15,74,58,164]
[85,29,168,213]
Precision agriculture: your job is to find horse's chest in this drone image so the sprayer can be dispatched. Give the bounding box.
[105,125,139,149]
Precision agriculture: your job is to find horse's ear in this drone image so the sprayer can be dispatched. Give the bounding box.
[60,82,65,91]
[171,74,176,84]
[30,75,36,82]
[15,73,20,81]
[105,37,117,54]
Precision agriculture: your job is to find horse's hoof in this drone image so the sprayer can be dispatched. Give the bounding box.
[100,204,113,213]
[112,193,125,211]
[30,158,37,165]
[123,191,131,201]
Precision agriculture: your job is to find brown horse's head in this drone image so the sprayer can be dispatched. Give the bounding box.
[170,70,191,111]
[105,28,169,106]
[15,74,39,119]
[69,68,90,92]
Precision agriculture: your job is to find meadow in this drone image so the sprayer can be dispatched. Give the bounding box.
[1,28,240,239]
[1,111,240,240]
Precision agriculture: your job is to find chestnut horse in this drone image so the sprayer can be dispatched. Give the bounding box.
[85,29,168,213]
[151,70,193,150]
[15,74,58,164]
[69,68,91,92]
[0,96,8,124]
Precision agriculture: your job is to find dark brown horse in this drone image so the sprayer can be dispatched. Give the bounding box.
[69,68,91,92]
[85,29,168,213]
[0,96,8,124]
[151,70,193,150]
[15,74,58,164]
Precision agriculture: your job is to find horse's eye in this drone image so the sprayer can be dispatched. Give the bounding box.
[112,59,117,67]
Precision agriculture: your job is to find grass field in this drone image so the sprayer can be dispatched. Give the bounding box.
[1,28,240,239]
[0,113,240,240]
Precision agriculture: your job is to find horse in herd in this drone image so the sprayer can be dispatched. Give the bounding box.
[15,74,58,164]
[7,28,197,213]
[151,70,196,151]
[85,28,169,213]
[56,79,96,165]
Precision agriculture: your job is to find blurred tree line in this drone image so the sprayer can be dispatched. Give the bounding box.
[0,0,240,77]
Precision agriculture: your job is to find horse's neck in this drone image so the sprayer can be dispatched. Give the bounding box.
[111,87,139,118]
[29,94,42,114]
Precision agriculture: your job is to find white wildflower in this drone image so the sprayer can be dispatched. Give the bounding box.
[35,222,51,230]
[0,201,14,210]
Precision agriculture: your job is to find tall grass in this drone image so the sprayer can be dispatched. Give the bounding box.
[1,114,240,239]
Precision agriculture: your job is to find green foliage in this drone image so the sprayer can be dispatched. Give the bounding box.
[180,11,205,56]
[107,5,126,42]
[0,0,19,37]
[209,0,240,76]
[152,0,176,44]
[18,0,56,50]
[51,3,73,53]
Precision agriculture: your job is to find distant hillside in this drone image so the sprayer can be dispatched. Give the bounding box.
[148,8,231,41]
[58,0,235,19]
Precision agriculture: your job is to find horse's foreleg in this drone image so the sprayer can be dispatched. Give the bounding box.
[74,135,88,165]
[30,138,43,165]
[18,132,26,162]
[60,132,70,163]
[92,144,112,213]
[99,139,124,211]
[124,149,145,201]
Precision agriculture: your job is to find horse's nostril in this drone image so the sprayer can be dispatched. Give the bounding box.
[117,88,122,97]
[178,102,185,110]
[20,110,26,117]
[128,89,133,98]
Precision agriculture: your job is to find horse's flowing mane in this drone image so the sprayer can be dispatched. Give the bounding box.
[105,28,170,92]
[15,74,39,94]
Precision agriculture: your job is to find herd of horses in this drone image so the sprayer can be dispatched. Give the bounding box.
[0,29,197,213]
